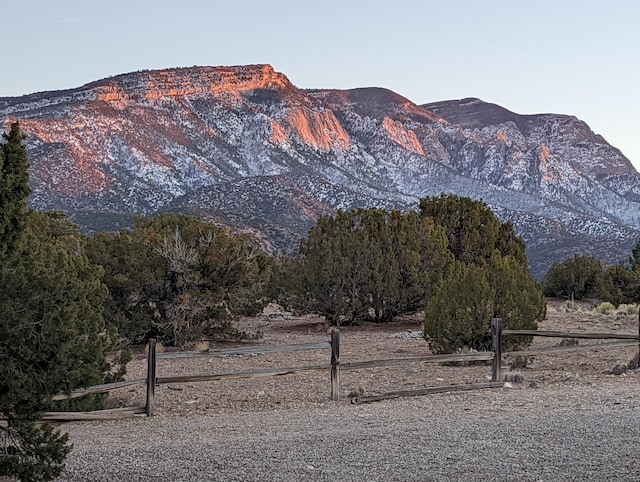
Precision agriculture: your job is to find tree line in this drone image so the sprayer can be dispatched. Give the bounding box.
[543,249,640,304]
[274,196,544,353]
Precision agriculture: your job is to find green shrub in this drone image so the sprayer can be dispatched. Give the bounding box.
[424,254,544,354]
[543,255,606,300]
[283,208,452,325]
[424,263,495,354]
[617,304,640,315]
[594,302,616,314]
[87,214,273,346]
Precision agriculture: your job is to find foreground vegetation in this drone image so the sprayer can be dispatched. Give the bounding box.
[0,124,126,480]
[275,196,545,353]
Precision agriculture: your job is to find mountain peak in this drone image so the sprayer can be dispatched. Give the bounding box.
[93,64,293,103]
[311,87,446,124]
[423,97,521,129]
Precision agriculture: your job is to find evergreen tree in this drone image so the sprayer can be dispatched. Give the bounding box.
[423,254,544,354]
[283,208,453,325]
[602,264,639,305]
[631,241,640,272]
[85,229,166,344]
[419,194,528,267]
[291,211,358,324]
[543,255,605,300]
[0,212,116,481]
[389,211,452,315]
[424,262,495,354]
[87,214,272,346]
[489,253,545,347]
[348,209,399,323]
[0,123,119,480]
[0,122,30,257]
[421,194,544,353]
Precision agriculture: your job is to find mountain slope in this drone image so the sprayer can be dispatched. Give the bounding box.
[2,64,639,277]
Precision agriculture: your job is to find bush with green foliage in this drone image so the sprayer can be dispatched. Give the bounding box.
[419,194,528,267]
[423,262,495,353]
[601,261,640,305]
[423,254,544,354]
[421,196,544,354]
[0,122,30,258]
[283,195,545,344]
[0,213,125,480]
[282,208,452,325]
[87,214,272,346]
[543,255,606,300]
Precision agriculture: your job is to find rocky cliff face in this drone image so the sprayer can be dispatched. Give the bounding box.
[2,64,639,277]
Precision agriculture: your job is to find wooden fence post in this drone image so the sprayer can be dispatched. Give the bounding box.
[330,328,340,401]
[491,318,503,382]
[146,338,157,416]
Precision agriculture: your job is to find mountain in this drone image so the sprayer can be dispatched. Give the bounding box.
[2,64,639,278]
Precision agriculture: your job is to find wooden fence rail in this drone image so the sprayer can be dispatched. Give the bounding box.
[505,340,638,358]
[50,379,147,401]
[156,342,331,360]
[351,382,504,404]
[42,406,147,421]
[495,314,640,379]
[156,365,332,385]
[340,352,494,371]
[502,330,640,340]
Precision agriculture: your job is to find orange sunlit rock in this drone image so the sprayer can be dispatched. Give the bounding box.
[540,143,551,161]
[96,85,130,109]
[286,108,350,152]
[17,118,112,195]
[270,120,288,145]
[382,117,425,155]
[142,64,291,100]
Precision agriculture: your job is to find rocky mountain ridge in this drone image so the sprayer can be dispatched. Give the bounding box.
[2,64,639,277]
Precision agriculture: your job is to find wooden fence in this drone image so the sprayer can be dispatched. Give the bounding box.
[40,313,640,418]
[38,340,332,421]
[43,330,501,418]
[494,316,640,382]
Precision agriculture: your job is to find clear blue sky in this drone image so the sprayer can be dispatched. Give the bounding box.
[4,1,639,170]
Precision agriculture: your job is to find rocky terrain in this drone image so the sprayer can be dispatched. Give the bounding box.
[2,64,640,276]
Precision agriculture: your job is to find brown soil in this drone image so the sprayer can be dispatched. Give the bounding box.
[109,299,640,418]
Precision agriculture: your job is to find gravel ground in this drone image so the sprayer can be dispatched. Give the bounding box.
[52,303,640,481]
[57,384,640,481]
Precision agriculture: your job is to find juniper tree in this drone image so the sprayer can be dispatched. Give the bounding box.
[0,212,118,480]
[423,261,496,354]
[419,194,528,267]
[87,214,272,346]
[0,122,30,257]
[283,208,453,325]
[421,195,544,353]
[0,123,118,481]
[543,255,606,300]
